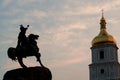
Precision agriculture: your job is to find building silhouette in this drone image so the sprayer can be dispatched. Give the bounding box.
[89,13,120,80]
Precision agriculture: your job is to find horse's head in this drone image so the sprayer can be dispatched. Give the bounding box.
[28,34,39,40]
[7,47,17,61]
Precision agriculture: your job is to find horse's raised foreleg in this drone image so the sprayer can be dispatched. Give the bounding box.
[35,53,44,67]
[17,57,27,68]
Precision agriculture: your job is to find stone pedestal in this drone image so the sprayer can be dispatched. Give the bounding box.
[3,66,52,80]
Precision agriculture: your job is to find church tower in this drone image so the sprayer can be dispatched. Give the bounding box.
[89,12,120,80]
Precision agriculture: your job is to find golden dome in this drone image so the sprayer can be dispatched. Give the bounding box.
[92,29,116,46]
[92,13,116,46]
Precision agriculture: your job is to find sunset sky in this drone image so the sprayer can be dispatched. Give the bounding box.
[1,0,120,80]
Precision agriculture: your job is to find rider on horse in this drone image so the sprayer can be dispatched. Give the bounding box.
[7,25,44,68]
[17,25,29,48]
[17,25,40,57]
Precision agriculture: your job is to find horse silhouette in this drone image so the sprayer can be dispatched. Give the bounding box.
[7,34,44,68]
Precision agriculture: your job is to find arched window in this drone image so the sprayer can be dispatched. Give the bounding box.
[100,50,104,59]
[101,69,104,74]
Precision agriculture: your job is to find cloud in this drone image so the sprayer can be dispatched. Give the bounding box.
[2,1,120,80]
[3,60,20,71]
[0,0,96,71]
[39,22,87,47]
[32,22,90,68]
[1,0,12,7]
[3,57,41,71]
[57,0,120,16]
[24,10,47,19]
[48,54,89,68]
[102,0,120,11]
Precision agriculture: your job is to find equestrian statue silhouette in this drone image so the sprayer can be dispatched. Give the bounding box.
[7,25,44,68]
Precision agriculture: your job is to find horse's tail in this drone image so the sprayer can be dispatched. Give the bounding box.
[7,47,17,61]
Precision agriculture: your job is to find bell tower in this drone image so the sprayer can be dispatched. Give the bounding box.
[89,12,120,80]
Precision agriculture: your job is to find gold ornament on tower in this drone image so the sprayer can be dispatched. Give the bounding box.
[92,10,116,46]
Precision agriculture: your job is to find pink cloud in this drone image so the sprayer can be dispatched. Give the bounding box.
[49,54,89,68]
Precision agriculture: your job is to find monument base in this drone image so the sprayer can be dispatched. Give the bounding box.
[3,66,52,80]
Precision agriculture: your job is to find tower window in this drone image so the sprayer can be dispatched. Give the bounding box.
[101,69,104,74]
[100,50,104,59]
